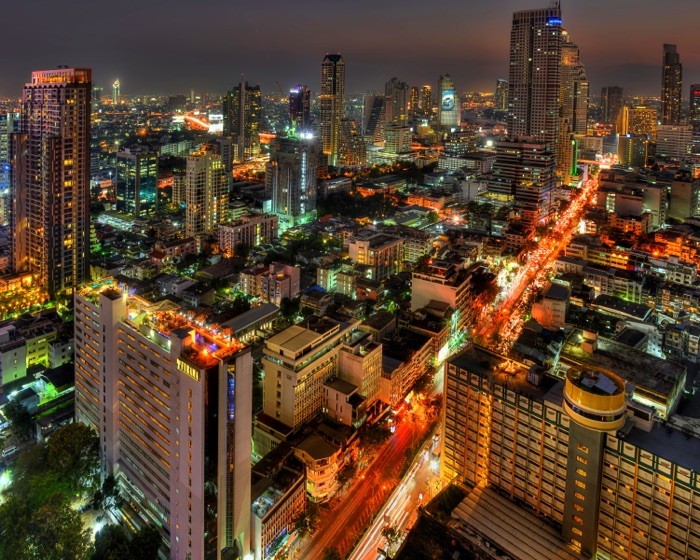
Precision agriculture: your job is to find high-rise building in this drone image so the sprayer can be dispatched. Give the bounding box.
[222,81,262,161]
[384,77,409,125]
[408,86,420,113]
[363,95,385,144]
[560,30,588,134]
[420,85,432,115]
[289,84,311,131]
[601,86,623,125]
[12,68,91,298]
[267,132,319,233]
[75,280,252,559]
[494,79,508,111]
[655,125,693,160]
[690,84,700,152]
[115,147,158,217]
[629,105,658,140]
[112,79,120,104]
[0,113,19,226]
[442,342,697,560]
[338,118,366,167]
[507,4,562,151]
[438,74,460,129]
[617,134,649,168]
[488,138,555,227]
[185,148,228,237]
[320,53,345,166]
[661,44,682,125]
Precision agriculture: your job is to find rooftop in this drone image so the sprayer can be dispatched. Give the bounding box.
[295,434,339,461]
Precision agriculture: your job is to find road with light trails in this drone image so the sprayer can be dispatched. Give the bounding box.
[474,174,600,352]
[349,434,442,560]
[295,412,430,559]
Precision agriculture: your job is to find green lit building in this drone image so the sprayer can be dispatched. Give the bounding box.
[115,146,158,216]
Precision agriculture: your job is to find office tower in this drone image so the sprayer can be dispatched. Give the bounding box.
[205,136,234,189]
[222,81,262,161]
[12,68,91,299]
[320,53,345,166]
[617,134,649,168]
[560,30,588,134]
[661,44,682,125]
[288,84,311,131]
[112,79,120,104]
[488,138,555,226]
[92,86,103,110]
[656,125,693,159]
[185,148,228,237]
[629,105,658,140]
[507,4,562,150]
[0,113,18,226]
[384,77,409,125]
[442,342,697,560]
[494,79,508,111]
[384,123,412,157]
[115,147,158,217]
[615,105,630,136]
[338,118,366,167]
[75,281,252,559]
[267,132,319,233]
[691,84,700,152]
[438,74,460,129]
[408,86,420,113]
[420,85,432,115]
[363,95,385,144]
[601,86,623,125]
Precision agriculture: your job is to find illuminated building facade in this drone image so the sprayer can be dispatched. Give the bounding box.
[420,85,432,115]
[347,231,403,281]
[601,86,623,126]
[185,148,228,237]
[320,53,345,166]
[442,344,700,560]
[0,112,19,226]
[13,68,91,298]
[338,118,366,167]
[288,84,311,131]
[223,81,262,161]
[494,79,508,111]
[115,146,158,217]
[74,280,252,560]
[629,105,658,140]
[656,125,693,160]
[507,4,562,152]
[559,30,588,135]
[384,77,408,125]
[690,84,700,152]
[363,95,385,144]
[488,138,555,226]
[112,79,119,104]
[267,133,319,233]
[661,44,682,125]
[438,74,460,129]
[217,214,278,256]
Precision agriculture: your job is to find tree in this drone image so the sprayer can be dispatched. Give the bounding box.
[92,525,131,560]
[4,400,35,442]
[92,475,124,521]
[381,526,400,548]
[46,422,100,497]
[335,461,357,486]
[128,524,162,560]
[321,547,342,560]
[0,493,91,560]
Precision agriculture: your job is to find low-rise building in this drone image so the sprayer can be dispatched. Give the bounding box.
[218,214,279,256]
[294,434,341,503]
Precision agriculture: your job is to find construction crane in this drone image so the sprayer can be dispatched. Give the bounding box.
[276,81,287,103]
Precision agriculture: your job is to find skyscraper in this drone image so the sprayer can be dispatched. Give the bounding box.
[560,30,588,134]
[601,86,623,125]
[267,132,319,233]
[384,77,409,125]
[408,86,420,113]
[438,74,460,129]
[289,84,311,131]
[0,113,19,226]
[661,44,682,125]
[690,84,700,152]
[185,148,228,237]
[75,281,252,560]
[494,79,508,111]
[112,79,120,104]
[363,95,385,144]
[12,68,91,298]
[222,81,262,161]
[320,53,345,166]
[115,146,158,217]
[420,85,432,116]
[507,3,562,150]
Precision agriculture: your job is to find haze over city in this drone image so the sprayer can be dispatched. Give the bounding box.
[1,0,700,96]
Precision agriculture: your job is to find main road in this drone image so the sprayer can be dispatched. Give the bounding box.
[295,411,430,559]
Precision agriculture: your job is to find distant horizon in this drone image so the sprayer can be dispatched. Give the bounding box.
[2,1,700,98]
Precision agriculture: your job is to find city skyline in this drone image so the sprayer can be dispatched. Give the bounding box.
[1,1,700,98]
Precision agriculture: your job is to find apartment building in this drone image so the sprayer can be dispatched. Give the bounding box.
[218,214,278,256]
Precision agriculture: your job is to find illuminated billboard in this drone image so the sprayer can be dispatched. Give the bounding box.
[441,89,456,112]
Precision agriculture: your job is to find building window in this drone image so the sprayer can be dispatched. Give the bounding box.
[575,480,586,490]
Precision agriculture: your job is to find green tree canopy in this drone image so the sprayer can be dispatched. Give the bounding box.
[46,422,100,496]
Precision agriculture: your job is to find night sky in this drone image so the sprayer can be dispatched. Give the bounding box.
[2,0,699,98]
